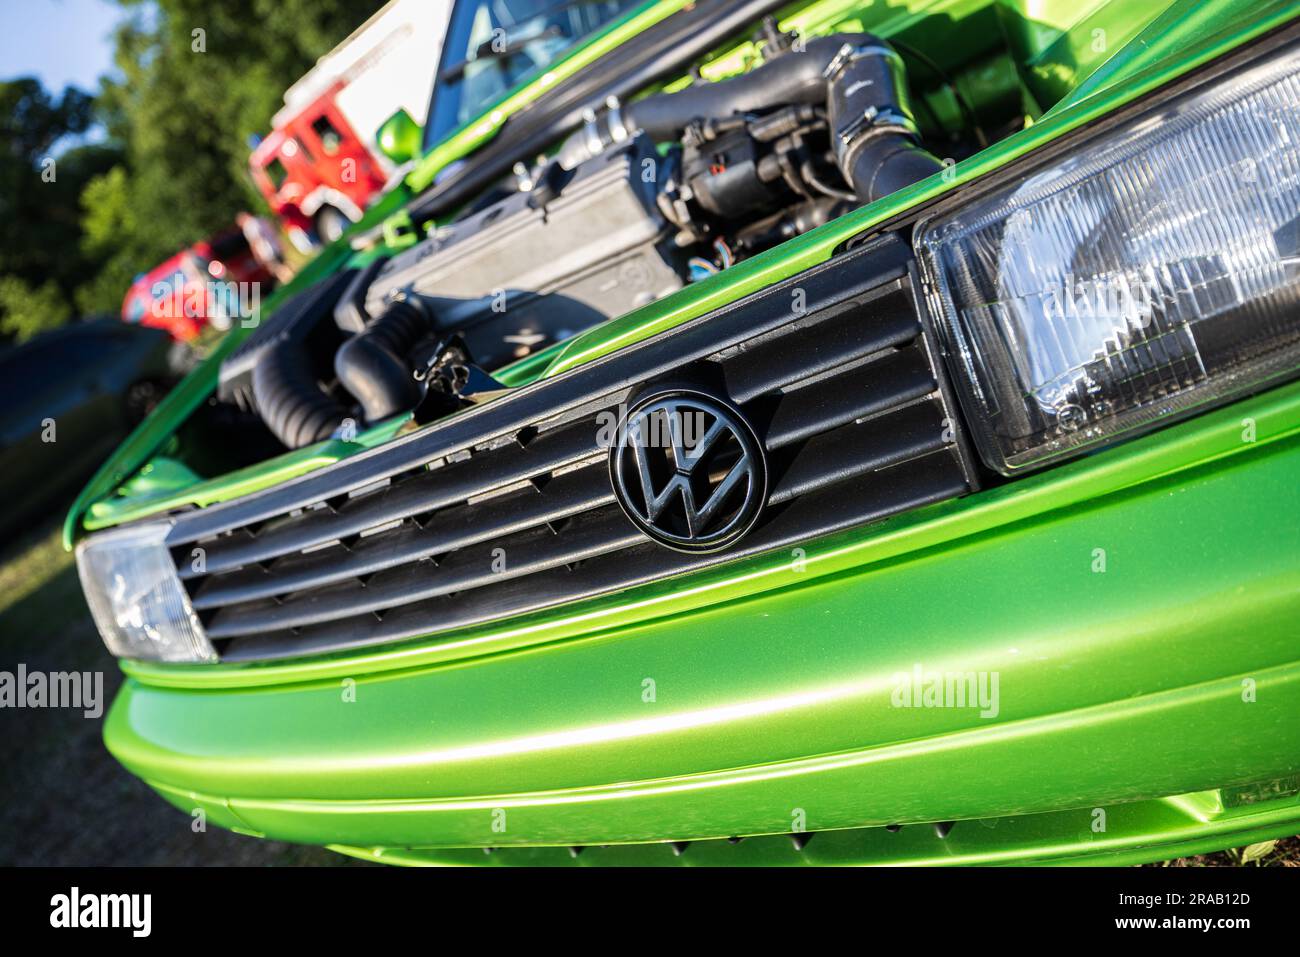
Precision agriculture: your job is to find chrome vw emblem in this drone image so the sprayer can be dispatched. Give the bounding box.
[609,390,767,552]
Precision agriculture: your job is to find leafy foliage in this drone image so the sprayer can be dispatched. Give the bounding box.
[0,79,120,333]
[0,276,72,341]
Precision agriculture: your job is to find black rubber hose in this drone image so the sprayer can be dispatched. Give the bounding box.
[823,39,944,202]
[621,37,849,139]
[334,297,428,424]
[570,33,943,204]
[252,342,349,450]
[841,136,945,204]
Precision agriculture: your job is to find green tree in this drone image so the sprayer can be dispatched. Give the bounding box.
[0,78,119,336]
[0,276,72,341]
[76,165,143,317]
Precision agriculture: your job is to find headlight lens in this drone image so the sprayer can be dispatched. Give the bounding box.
[76,522,215,663]
[917,45,1300,473]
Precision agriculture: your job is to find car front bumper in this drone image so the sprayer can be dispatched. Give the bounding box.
[100,380,1300,863]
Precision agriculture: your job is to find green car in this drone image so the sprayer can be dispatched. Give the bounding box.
[70,0,1300,866]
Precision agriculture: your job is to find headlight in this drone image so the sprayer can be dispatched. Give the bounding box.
[917,44,1300,473]
[76,522,216,663]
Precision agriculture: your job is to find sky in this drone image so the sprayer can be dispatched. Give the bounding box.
[0,0,128,93]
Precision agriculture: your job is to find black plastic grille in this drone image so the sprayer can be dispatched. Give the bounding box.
[164,234,977,661]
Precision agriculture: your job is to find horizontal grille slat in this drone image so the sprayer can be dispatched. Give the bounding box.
[204,507,644,639]
[153,233,977,662]
[761,344,935,450]
[190,461,615,610]
[768,399,947,504]
[181,419,603,579]
[722,281,918,403]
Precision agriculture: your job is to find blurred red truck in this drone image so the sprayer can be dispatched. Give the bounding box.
[120,215,282,342]
[249,0,450,250]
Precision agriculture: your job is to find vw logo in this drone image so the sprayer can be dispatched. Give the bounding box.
[609,390,767,553]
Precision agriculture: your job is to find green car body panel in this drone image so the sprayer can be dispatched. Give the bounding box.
[72,0,1300,864]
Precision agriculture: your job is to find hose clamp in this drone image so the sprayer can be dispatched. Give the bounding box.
[822,42,857,80]
[839,106,916,146]
[822,41,900,80]
[605,96,630,145]
[581,108,604,158]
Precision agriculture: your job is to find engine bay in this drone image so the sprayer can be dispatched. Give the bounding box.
[194,11,1033,461]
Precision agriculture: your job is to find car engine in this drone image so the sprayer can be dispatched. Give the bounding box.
[221,30,945,450]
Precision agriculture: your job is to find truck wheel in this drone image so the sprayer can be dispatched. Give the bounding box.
[315,206,350,245]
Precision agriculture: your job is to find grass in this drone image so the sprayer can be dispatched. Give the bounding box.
[1,517,1295,867]
[0,525,85,638]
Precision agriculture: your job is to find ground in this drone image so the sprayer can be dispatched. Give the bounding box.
[0,519,1295,867]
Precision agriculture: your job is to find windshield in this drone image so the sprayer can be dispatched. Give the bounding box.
[424,0,646,152]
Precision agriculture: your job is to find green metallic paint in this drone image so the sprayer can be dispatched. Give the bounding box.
[1051,0,1295,112]
[376,108,422,166]
[995,0,1165,111]
[105,378,1300,851]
